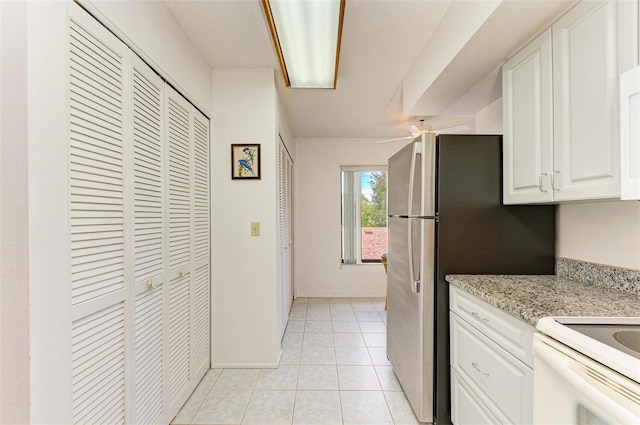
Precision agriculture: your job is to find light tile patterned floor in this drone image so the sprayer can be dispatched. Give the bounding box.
[172,297,424,425]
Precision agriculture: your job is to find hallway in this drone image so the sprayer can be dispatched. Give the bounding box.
[171,297,421,424]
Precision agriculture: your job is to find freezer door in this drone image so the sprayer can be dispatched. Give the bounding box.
[388,140,421,216]
[387,216,435,422]
[388,134,436,217]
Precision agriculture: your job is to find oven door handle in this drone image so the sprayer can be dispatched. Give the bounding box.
[533,335,640,424]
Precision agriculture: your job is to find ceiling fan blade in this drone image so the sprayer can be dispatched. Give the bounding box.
[376,136,413,144]
[433,124,471,134]
[403,124,422,137]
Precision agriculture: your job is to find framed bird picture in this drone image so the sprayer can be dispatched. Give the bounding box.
[231,144,261,179]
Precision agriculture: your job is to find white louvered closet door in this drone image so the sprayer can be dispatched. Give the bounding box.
[164,85,210,418]
[191,109,211,383]
[67,4,211,424]
[165,85,193,415]
[277,140,294,338]
[130,54,165,425]
[68,6,130,424]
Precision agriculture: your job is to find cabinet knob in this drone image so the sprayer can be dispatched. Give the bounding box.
[146,279,156,290]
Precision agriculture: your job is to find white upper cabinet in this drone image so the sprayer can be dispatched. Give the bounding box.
[503,0,639,204]
[503,29,554,203]
[620,66,640,200]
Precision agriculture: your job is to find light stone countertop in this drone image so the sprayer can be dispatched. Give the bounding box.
[445,274,640,327]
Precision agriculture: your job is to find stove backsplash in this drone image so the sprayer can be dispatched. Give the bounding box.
[556,257,640,296]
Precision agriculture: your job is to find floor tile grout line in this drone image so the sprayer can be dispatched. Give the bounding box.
[183,297,404,425]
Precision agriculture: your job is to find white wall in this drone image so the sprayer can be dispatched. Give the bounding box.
[557,201,640,270]
[295,138,403,298]
[475,98,503,134]
[278,91,295,157]
[211,69,281,367]
[25,2,73,421]
[83,0,213,114]
[403,0,501,114]
[0,2,30,422]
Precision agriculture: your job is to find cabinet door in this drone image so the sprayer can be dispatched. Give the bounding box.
[620,66,640,200]
[451,369,501,425]
[503,29,554,204]
[552,0,637,201]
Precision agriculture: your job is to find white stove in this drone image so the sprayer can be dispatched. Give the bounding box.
[533,317,640,424]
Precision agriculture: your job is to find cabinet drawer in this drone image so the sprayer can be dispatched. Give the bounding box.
[450,286,534,367]
[451,369,501,425]
[450,313,533,424]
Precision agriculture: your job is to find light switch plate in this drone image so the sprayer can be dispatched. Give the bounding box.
[251,222,260,236]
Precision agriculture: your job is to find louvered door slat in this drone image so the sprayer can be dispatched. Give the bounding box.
[168,272,190,406]
[193,264,209,373]
[69,97,122,131]
[70,160,121,179]
[167,94,191,271]
[133,285,163,425]
[69,17,125,307]
[70,150,122,174]
[72,302,126,425]
[132,59,163,284]
[69,37,121,94]
[193,116,209,262]
[68,65,121,110]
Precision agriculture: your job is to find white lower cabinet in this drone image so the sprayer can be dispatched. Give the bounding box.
[451,370,501,425]
[450,286,534,424]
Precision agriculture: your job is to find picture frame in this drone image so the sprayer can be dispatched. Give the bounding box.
[231,144,261,179]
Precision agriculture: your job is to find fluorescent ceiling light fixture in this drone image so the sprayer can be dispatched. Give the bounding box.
[263,0,345,89]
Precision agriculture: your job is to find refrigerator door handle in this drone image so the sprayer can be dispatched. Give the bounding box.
[407,141,422,294]
[407,141,422,216]
[408,218,420,293]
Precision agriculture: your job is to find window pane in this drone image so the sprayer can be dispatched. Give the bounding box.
[360,171,387,262]
[341,171,357,264]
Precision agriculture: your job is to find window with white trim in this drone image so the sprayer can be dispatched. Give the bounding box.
[341,166,387,264]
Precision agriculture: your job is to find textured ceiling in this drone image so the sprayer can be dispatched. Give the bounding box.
[166,0,451,138]
[165,0,575,139]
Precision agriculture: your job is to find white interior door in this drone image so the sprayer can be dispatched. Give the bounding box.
[164,83,211,419]
[130,53,165,425]
[191,106,211,383]
[68,6,130,423]
[165,85,193,414]
[278,139,294,337]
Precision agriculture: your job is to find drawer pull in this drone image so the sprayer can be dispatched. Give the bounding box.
[471,362,490,377]
[471,311,489,323]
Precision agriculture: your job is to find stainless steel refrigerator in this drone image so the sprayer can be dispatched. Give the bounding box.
[386,133,555,425]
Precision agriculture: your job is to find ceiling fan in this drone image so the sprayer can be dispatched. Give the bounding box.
[377,117,471,144]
